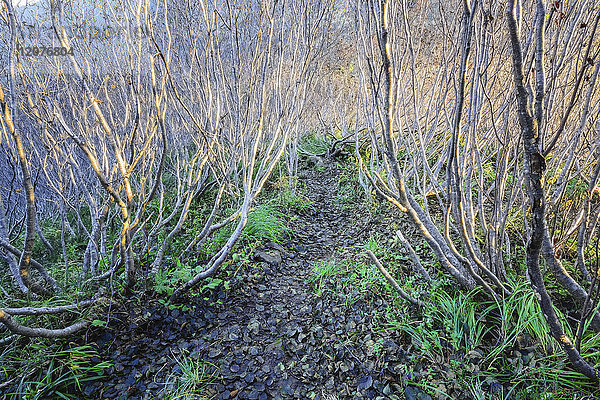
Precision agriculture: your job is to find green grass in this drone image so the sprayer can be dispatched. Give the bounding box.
[242,203,291,245]
[299,133,329,155]
[486,281,558,359]
[309,258,391,306]
[152,179,296,305]
[2,343,111,400]
[391,284,489,361]
[160,351,219,400]
[335,167,362,210]
[277,188,312,212]
[385,279,600,398]
[310,259,346,296]
[307,234,600,399]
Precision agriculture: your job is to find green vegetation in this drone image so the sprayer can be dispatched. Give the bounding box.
[242,203,291,245]
[299,133,329,156]
[399,279,600,397]
[308,227,600,399]
[2,344,111,400]
[0,291,112,397]
[276,187,313,213]
[153,258,225,307]
[151,182,298,308]
[160,351,219,400]
[335,165,362,210]
[310,259,390,306]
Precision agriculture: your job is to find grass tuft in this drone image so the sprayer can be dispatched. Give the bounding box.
[243,203,291,245]
[309,259,389,306]
[160,351,219,400]
[3,344,111,400]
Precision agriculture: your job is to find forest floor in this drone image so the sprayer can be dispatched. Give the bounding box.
[78,162,431,400]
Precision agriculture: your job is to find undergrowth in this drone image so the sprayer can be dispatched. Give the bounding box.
[310,258,389,306]
[4,152,599,399]
[160,350,219,400]
[0,169,304,397]
[1,343,111,399]
[393,280,600,398]
[242,203,291,244]
[308,231,600,399]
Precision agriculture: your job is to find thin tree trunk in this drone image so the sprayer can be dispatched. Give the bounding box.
[506,0,598,381]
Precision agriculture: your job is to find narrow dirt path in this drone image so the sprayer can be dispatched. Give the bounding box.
[83,164,411,400]
[194,164,400,400]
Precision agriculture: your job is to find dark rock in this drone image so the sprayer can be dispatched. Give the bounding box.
[281,381,294,396]
[83,385,96,397]
[405,386,433,400]
[253,249,282,266]
[357,375,373,390]
[265,375,274,386]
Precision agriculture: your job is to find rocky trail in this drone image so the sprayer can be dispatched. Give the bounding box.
[81,164,424,400]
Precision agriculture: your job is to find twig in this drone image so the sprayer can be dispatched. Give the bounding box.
[367,250,424,308]
[0,309,90,338]
[0,334,16,346]
[2,297,107,316]
[396,230,431,282]
[0,294,111,338]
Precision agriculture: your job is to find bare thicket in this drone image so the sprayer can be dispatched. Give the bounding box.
[2,0,600,382]
[356,0,600,380]
[1,0,331,337]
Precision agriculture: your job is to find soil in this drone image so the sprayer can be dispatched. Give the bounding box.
[78,163,429,400]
